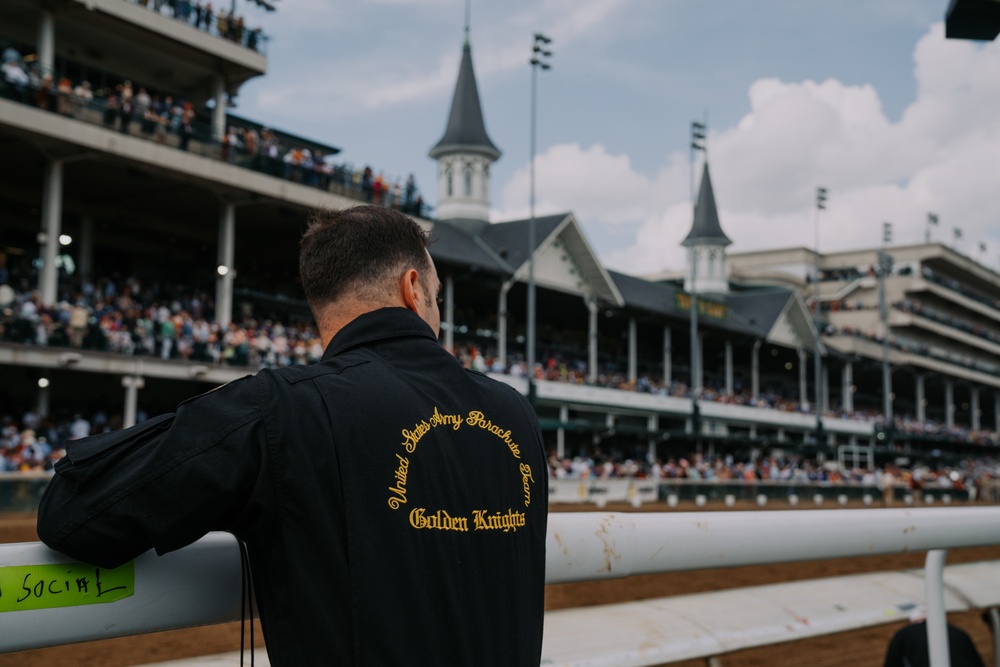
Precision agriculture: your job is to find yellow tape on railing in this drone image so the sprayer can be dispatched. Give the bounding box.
[0,561,134,613]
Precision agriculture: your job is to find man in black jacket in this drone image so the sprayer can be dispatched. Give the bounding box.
[38,205,548,666]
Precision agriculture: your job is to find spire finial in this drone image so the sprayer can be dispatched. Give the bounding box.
[464,0,470,46]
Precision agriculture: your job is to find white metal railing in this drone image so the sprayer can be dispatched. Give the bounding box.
[3,507,1000,664]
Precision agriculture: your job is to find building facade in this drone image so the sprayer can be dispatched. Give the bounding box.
[2,3,997,474]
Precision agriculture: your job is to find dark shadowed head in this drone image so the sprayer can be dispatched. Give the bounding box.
[299,205,432,315]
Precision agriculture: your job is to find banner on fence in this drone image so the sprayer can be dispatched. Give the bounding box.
[549,479,658,505]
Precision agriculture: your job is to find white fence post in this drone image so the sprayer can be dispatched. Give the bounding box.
[925,549,950,667]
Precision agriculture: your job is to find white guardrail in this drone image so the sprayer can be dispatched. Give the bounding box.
[4,507,1000,665]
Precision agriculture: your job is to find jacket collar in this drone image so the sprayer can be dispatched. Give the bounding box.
[322,307,440,361]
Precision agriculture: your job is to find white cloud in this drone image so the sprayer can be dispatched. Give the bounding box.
[492,23,1000,277]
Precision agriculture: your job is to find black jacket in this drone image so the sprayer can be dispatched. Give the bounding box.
[38,307,548,666]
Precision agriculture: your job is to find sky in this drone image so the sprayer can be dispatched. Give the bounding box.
[234,0,1000,278]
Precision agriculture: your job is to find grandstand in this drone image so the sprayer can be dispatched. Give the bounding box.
[2,0,1000,485]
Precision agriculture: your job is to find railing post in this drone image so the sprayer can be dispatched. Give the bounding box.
[925,548,950,667]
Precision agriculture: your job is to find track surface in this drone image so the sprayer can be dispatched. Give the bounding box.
[3,503,997,667]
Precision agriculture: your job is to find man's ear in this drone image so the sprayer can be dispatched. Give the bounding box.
[400,268,422,314]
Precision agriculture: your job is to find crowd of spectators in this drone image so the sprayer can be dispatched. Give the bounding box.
[449,340,1000,445]
[546,449,996,499]
[893,298,1000,345]
[452,341,840,415]
[831,324,1000,375]
[1,410,108,473]
[220,128,426,216]
[2,44,427,216]
[125,0,265,52]
[6,400,998,506]
[0,277,325,370]
[3,273,999,451]
[922,266,998,310]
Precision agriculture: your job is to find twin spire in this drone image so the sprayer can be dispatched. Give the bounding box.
[428,15,731,294]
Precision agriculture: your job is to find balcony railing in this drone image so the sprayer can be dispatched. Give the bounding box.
[121,0,270,55]
[0,60,427,215]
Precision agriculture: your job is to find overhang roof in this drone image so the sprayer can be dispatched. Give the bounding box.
[427,219,513,275]
[483,214,624,306]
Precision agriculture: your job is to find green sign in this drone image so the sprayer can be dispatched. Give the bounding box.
[675,292,729,320]
[0,561,134,613]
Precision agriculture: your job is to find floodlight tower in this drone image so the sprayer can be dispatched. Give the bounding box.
[526,32,552,402]
[878,222,894,426]
[814,187,827,445]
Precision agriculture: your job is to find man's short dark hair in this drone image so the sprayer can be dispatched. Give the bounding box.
[299,205,431,312]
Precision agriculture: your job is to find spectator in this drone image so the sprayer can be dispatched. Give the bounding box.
[70,80,92,118]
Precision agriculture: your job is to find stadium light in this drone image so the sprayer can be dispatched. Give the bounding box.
[687,118,709,448]
[878,223,894,426]
[926,212,938,244]
[233,0,278,13]
[813,186,827,446]
[58,234,72,246]
[526,32,553,404]
[38,377,50,389]
[217,265,230,276]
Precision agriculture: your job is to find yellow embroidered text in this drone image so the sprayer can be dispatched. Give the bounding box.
[409,508,469,532]
[387,453,409,510]
[465,411,521,459]
[519,462,534,507]
[472,508,526,533]
[400,420,430,453]
[429,406,463,430]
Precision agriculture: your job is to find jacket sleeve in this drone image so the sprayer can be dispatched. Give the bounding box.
[36,375,269,569]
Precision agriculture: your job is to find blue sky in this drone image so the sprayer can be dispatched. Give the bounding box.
[235,0,1000,276]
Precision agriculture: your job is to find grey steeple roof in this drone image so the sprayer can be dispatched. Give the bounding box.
[682,162,732,247]
[428,41,501,161]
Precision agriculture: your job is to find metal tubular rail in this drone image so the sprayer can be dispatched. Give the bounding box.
[544,507,1000,583]
[3,507,1000,662]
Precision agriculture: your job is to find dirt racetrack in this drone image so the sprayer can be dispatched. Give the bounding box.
[3,502,998,667]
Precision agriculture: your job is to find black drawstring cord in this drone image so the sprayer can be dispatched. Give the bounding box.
[237,539,256,667]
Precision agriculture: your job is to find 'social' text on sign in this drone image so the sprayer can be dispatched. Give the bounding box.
[0,561,134,613]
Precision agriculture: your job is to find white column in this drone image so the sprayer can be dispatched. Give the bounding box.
[443,274,454,350]
[751,340,761,400]
[587,297,598,384]
[38,10,55,76]
[628,318,637,384]
[971,387,981,431]
[821,364,829,413]
[213,74,227,143]
[647,415,658,464]
[916,374,926,424]
[662,327,672,387]
[945,380,955,429]
[497,281,511,369]
[696,333,704,393]
[78,215,95,280]
[39,159,64,306]
[842,361,854,413]
[724,339,734,396]
[122,375,145,429]
[557,405,568,460]
[36,383,50,419]
[215,203,235,328]
[798,348,808,409]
